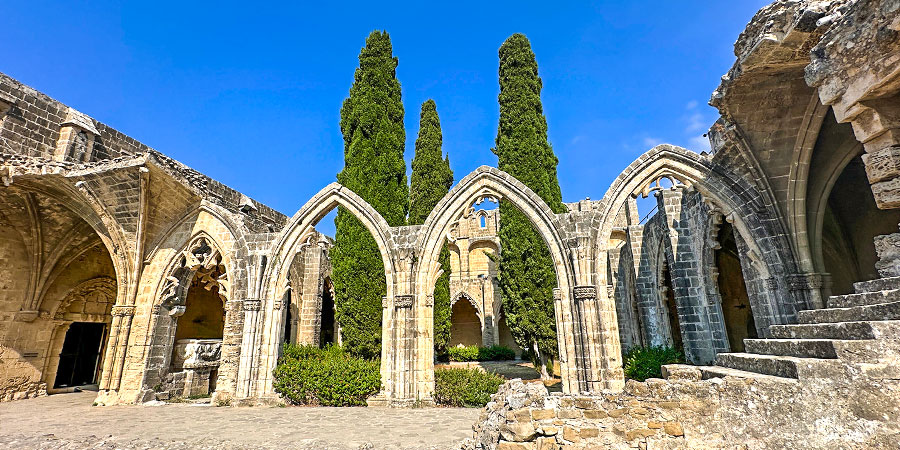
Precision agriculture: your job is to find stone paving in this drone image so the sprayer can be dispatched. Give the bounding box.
[0,391,479,449]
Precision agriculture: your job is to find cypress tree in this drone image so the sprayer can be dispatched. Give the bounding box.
[408,99,454,354]
[332,31,408,358]
[492,33,566,378]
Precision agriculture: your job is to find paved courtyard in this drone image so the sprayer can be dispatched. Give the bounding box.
[0,390,480,449]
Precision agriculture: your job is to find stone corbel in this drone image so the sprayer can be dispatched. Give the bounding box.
[13,310,39,322]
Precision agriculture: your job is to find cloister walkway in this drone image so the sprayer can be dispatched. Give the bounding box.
[0,391,478,449]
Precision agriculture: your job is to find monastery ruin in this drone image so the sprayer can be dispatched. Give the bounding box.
[1,0,900,447]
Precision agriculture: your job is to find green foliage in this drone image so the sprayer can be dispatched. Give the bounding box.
[409,100,453,224]
[447,345,480,362]
[432,245,452,354]
[623,346,685,381]
[333,31,408,358]
[273,344,381,406]
[408,99,455,355]
[433,367,505,407]
[492,34,566,363]
[478,345,516,361]
[447,345,516,362]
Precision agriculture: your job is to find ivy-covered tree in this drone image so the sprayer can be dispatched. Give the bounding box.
[492,33,566,379]
[332,30,408,358]
[408,99,455,355]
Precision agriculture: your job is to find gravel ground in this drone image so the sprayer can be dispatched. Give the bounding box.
[0,390,479,449]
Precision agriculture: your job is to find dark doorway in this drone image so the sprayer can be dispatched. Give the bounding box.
[660,259,683,353]
[319,279,336,347]
[283,290,293,345]
[54,322,106,388]
[715,222,757,352]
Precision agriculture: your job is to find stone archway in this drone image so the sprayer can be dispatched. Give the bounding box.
[593,145,800,335]
[258,183,396,401]
[415,166,610,394]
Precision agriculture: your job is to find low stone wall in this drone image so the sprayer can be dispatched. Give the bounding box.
[461,365,900,450]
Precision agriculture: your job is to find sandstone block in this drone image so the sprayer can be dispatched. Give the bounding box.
[558,409,582,419]
[583,409,608,419]
[532,409,556,420]
[562,426,581,443]
[500,421,538,442]
[664,422,684,437]
[536,436,560,450]
[498,442,536,450]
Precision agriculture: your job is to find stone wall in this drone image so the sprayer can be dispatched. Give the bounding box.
[464,360,900,450]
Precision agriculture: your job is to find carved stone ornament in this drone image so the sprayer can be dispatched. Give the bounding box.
[172,339,222,370]
[553,288,562,301]
[242,299,261,311]
[573,285,597,300]
[394,295,414,308]
[111,305,136,317]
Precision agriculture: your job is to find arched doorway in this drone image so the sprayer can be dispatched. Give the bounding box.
[449,296,482,347]
[319,277,336,347]
[714,222,756,352]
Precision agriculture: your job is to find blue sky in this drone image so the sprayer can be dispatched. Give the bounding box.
[1,1,769,235]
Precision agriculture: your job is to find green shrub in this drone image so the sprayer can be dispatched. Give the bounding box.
[433,368,505,407]
[623,346,684,381]
[448,345,480,362]
[447,345,516,362]
[478,345,516,361]
[273,344,380,406]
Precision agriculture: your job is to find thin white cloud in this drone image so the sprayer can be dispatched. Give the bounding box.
[686,112,706,133]
[689,135,711,152]
[570,135,585,145]
[686,100,698,110]
[643,137,664,148]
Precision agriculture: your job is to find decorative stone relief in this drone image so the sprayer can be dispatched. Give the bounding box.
[573,285,597,301]
[394,295,414,308]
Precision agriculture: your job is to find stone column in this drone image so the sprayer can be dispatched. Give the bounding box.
[235,299,261,398]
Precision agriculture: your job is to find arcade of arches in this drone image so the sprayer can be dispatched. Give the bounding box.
[0,7,899,443]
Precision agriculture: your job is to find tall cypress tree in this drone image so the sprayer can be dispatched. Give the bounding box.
[332,31,408,358]
[492,33,566,378]
[408,99,454,354]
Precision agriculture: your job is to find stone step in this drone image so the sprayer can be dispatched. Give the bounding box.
[743,338,840,359]
[714,353,805,379]
[800,300,900,324]
[827,288,900,308]
[853,276,900,294]
[695,365,797,382]
[769,320,900,341]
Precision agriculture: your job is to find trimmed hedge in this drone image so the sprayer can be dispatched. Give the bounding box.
[447,345,516,362]
[623,346,684,381]
[273,344,380,406]
[433,367,505,407]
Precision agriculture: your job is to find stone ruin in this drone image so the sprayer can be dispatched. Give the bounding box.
[0,0,898,446]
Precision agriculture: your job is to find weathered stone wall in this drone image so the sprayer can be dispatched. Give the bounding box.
[465,355,900,450]
[448,208,502,347]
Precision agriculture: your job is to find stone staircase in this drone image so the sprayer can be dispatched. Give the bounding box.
[697,276,900,381]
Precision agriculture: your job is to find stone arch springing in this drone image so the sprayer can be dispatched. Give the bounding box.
[416,166,602,394]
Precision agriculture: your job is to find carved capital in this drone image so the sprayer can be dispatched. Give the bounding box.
[573,285,597,301]
[787,273,832,291]
[242,299,261,311]
[394,295,414,308]
[552,288,562,301]
[111,305,135,317]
